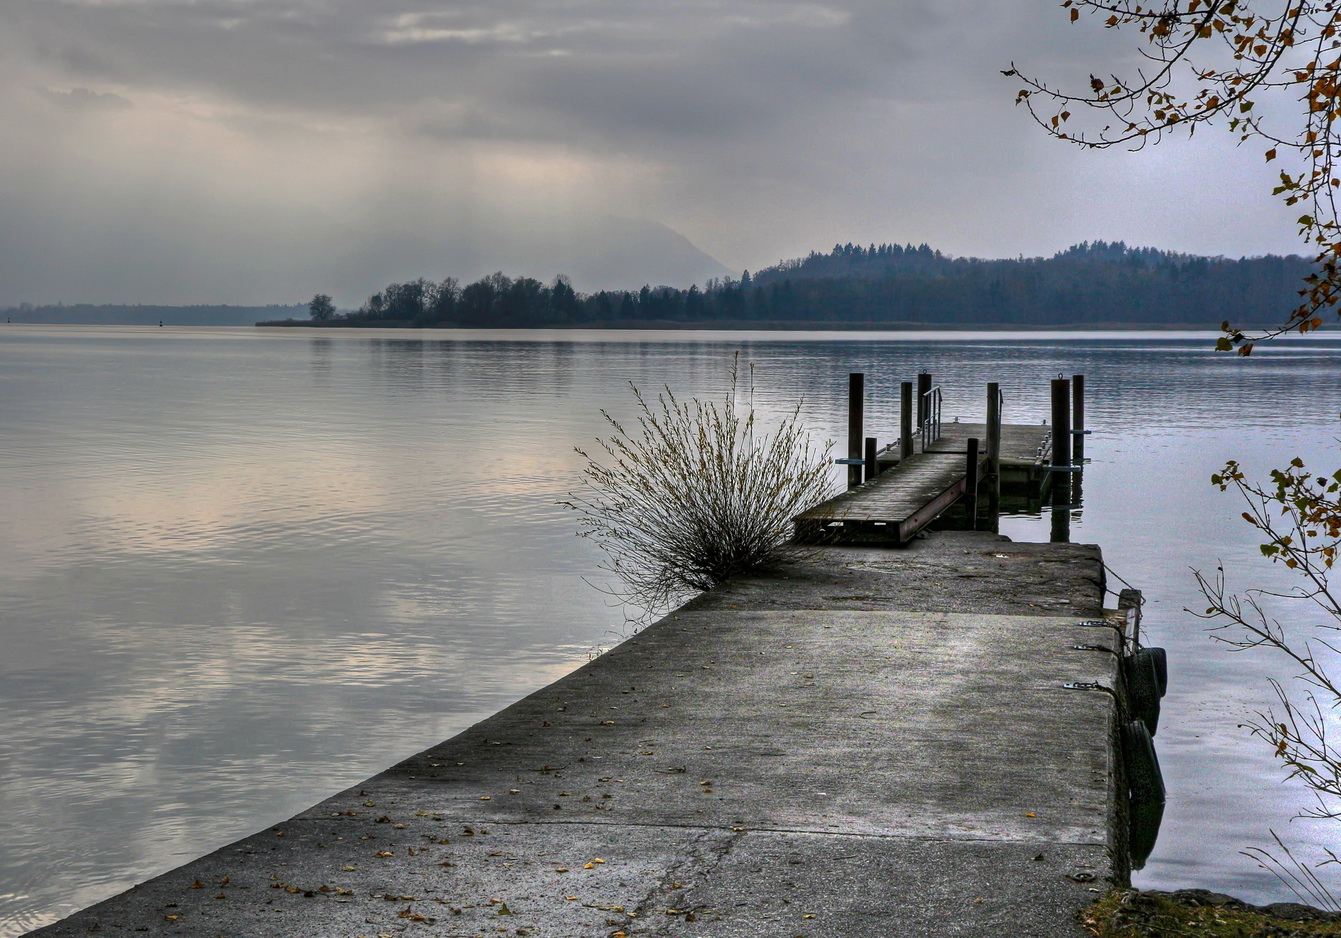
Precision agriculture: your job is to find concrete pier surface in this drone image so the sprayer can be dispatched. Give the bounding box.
[30,532,1120,938]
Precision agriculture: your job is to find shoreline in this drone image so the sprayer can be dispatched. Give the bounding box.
[255,317,1222,331]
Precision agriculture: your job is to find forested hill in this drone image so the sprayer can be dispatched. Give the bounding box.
[738,240,1313,327]
[298,241,1315,329]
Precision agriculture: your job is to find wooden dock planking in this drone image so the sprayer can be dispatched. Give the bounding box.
[796,421,1053,544]
[795,452,967,542]
[889,422,1051,463]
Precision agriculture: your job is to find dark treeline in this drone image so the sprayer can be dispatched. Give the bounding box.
[319,241,1314,328]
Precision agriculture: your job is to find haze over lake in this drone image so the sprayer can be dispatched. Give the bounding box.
[1,325,1338,934]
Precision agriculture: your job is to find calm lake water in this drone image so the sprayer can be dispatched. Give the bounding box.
[2,324,1340,933]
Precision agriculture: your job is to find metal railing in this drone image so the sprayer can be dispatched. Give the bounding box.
[919,386,942,450]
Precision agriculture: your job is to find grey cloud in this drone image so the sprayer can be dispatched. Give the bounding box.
[11,0,939,136]
[39,86,132,110]
[0,0,1310,305]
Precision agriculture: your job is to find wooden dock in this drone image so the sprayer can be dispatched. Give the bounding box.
[795,373,1081,545]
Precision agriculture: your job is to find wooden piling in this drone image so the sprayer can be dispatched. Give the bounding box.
[916,371,932,426]
[900,382,914,459]
[1072,374,1086,505]
[1071,373,1086,463]
[965,437,980,530]
[1050,377,1072,542]
[986,382,1002,521]
[864,437,878,482]
[848,373,864,490]
[1050,378,1072,480]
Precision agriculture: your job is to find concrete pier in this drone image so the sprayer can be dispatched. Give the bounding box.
[29,532,1121,938]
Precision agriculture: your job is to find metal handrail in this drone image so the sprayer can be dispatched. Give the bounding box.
[919,386,942,450]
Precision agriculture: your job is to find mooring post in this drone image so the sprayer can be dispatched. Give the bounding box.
[1050,377,1072,542]
[1071,373,1086,507]
[965,436,980,530]
[986,382,1002,522]
[864,436,878,482]
[916,371,932,426]
[900,381,914,458]
[848,372,865,490]
[1071,373,1086,464]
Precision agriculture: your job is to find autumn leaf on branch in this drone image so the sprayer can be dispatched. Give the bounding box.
[1013,1,1341,347]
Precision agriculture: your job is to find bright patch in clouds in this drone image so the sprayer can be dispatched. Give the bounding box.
[0,0,1306,305]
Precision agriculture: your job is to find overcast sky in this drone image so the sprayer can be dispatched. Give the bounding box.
[0,0,1309,306]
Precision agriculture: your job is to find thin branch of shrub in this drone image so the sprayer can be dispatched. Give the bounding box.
[560,357,834,623]
[1191,455,1341,899]
[1242,830,1341,914]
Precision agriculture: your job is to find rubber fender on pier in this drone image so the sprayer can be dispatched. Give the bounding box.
[1124,649,1162,735]
[1133,646,1167,698]
[1122,719,1166,871]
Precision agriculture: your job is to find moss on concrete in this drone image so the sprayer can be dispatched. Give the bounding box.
[1084,888,1341,937]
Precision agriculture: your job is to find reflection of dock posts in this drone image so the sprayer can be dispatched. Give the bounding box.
[864,437,878,482]
[916,371,932,425]
[965,437,980,530]
[900,382,914,458]
[986,382,1002,527]
[1050,377,1072,543]
[847,373,864,490]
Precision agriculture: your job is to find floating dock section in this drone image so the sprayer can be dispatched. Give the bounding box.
[795,422,1053,543]
[798,372,1086,544]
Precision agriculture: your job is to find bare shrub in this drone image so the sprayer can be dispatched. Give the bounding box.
[1193,457,1341,906]
[562,361,833,621]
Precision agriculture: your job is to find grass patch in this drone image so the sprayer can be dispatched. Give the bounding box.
[1084,889,1341,937]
